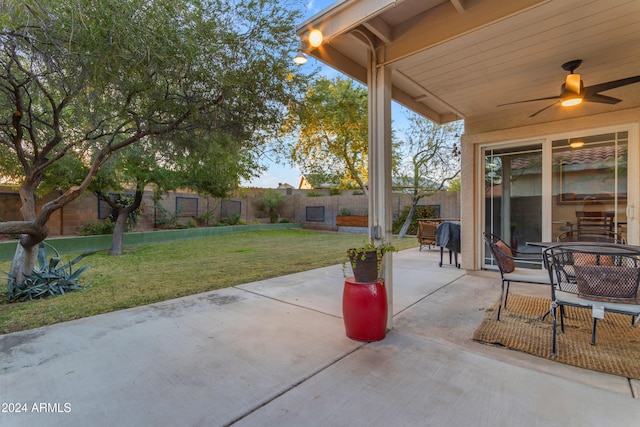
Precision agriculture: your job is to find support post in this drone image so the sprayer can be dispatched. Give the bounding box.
[367,49,393,331]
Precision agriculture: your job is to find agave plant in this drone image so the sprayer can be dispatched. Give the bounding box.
[6,242,96,302]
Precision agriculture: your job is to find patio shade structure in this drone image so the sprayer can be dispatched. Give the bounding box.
[296,0,640,330]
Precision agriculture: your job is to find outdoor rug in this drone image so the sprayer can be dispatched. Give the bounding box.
[472,293,640,379]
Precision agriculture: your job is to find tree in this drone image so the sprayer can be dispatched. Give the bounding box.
[255,189,285,223]
[0,0,305,286]
[285,77,370,193]
[89,143,176,255]
[93,128,254,256]
[395,114,462,238]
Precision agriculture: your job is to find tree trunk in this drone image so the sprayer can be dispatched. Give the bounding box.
[8,240,39,293]
[7,182,48,287]
[110,211,128,255]
[109,187,144,256]
[397,201,418,238]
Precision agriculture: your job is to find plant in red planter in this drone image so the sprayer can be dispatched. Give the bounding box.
[342,239,396,342]
[343,239,396,282]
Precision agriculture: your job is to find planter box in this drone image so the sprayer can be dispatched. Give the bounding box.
[336,215,368,227]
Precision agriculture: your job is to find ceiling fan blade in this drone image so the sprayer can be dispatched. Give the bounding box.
[584,75,640,95]
[497,95,559,107]
[529,101,558,117]
[584,93,621,104]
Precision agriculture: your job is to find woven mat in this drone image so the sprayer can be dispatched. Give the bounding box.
[472,293,640,379]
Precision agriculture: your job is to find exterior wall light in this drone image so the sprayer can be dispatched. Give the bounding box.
[293,40,307,65]
[308,29,323,48]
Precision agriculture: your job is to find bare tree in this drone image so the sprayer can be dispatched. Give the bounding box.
[395,114,462,238]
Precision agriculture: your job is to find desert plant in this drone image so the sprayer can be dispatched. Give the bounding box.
[6,242,95,302]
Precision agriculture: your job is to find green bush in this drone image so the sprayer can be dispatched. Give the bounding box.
[155,204,183,228]
[77,220,115,236]
[220,213,241,225]
[255,190,285,223]
[392,205,439,235]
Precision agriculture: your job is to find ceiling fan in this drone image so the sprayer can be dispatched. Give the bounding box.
[498,59,640,117]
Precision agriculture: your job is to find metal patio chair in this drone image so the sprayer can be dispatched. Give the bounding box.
[544,243,640,356]
[557,228,625,244]
[483,232,551,320]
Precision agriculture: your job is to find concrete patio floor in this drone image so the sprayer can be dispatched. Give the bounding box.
[2,247,639,427]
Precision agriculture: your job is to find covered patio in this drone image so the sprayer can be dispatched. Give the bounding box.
[2,248,639,426]
[296,0,640,329]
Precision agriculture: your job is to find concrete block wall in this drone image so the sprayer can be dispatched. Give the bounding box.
[0,186,460,237]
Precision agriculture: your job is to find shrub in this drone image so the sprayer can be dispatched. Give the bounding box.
[220,213,241,225]
[155,204,183,228]
[255,190,285,223]
[77,220,115,236]
[392,205,439,235]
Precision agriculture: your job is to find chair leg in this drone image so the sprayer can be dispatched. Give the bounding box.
[559,305,565,333]
[497,280,506,321]
[591,318,598,346]
[503,281,511,309]
[551,302,558,356]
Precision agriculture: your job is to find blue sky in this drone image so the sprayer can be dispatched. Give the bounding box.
[244,0,409,188]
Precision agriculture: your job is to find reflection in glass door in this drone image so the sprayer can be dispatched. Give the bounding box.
[484,143,543,266]
[551,132,628,242]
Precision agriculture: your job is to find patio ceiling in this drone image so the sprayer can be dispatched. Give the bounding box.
[297,0,640,125]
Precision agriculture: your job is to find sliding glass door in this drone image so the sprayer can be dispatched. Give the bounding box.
[481,127,635,269]
[484,143,543,266]
[551,132,628,242]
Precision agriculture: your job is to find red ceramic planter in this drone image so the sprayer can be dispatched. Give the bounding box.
[342,277,387,342]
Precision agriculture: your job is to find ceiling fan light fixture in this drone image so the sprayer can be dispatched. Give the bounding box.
[560,73,584,107]
[561,96,583,107]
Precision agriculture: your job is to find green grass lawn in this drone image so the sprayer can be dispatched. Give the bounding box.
[0,229,418,334]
